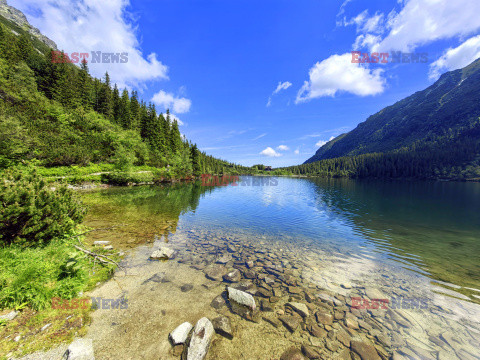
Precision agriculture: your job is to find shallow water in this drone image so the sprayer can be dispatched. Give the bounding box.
[82,177,480,359]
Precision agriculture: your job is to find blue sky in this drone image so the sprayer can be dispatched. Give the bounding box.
[10,0,480,166]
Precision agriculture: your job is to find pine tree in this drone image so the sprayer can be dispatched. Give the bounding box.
[112,84,121,122]
[97,72,113,118]
[78,59,92,108]
[119,89,132,128]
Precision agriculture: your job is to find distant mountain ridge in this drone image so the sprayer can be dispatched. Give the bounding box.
[0,0,57,50]
[305,58,480,164]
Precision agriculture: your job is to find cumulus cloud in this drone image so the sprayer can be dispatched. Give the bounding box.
[296,53,385,102]
[294,149,300,155]
[315,136,335,147]
[273,81,293,94]
[10,0,170,89]
[151,90,192,114]
[266,97,272,107]
[429,35,480,80]
[372,0,480,53]
[260,147,282,157]
[277,145,289,151]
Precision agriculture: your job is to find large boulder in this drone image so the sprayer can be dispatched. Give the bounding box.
[150,246,175,260]
[169,322,193,345]
[187,317,214,360]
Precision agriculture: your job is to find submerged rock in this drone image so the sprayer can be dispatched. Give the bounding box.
[187,317,214,360]
[280,347,306,360]
[204,265,228,281]
[63,338,95,360]
[227,287,256,310]
[223,269,241,283]
[212,315,234,339]
[286,302,309,318]
[181,284,194,292]
[169,322,193,345]
[279,315,301,332]
[210,295,226,309]
[227,286,258,321]
[150,246,175,260]
[351,340,381,360]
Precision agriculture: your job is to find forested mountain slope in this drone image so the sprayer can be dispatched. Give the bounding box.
[305,58,480,164]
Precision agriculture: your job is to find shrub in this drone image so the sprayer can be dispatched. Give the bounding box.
[100,171,154,185]
[0,168,86,246]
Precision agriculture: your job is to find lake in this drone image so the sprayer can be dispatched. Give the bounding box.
[82,176,480,359]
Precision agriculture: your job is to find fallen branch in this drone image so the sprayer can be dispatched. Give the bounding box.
[73,244,126,274]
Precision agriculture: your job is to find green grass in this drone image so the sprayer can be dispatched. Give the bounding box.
[0,235,116,311]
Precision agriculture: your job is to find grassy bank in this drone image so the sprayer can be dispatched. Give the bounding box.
[0,168,121,358]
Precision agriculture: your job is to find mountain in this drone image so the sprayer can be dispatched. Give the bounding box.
[305,58,480,164]
[0,0,57,50]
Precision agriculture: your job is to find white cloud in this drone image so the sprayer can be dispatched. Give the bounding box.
[267,81,292,107]
[10,0,169,89]
[266,97,272,107]
[429,35,480,79]
[252,133,267,141]
[277,145,289,151]
[166,113,184,126]
[370,0,480,53]
[260,147,282,157]
[294,149,300,155]
[273,81,292,94]
[315,136,335,147]
[151,90,192,114]
[296,53,385,102]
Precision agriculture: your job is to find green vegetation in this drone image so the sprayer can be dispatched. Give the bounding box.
[283,125,480,180]
[0,169,85,246]
[303,58,480,180]
[0,17,253,180]
[0,168,116,357]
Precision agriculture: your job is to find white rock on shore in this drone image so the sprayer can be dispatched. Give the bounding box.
[0,310,18,321]
[187,317,214,360]
[62,338,95,360]
[169,322,193,345]
[227,287,256,310]
[150,246,175,260]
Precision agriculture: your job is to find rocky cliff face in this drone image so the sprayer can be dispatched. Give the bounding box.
[0,0,57,49]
